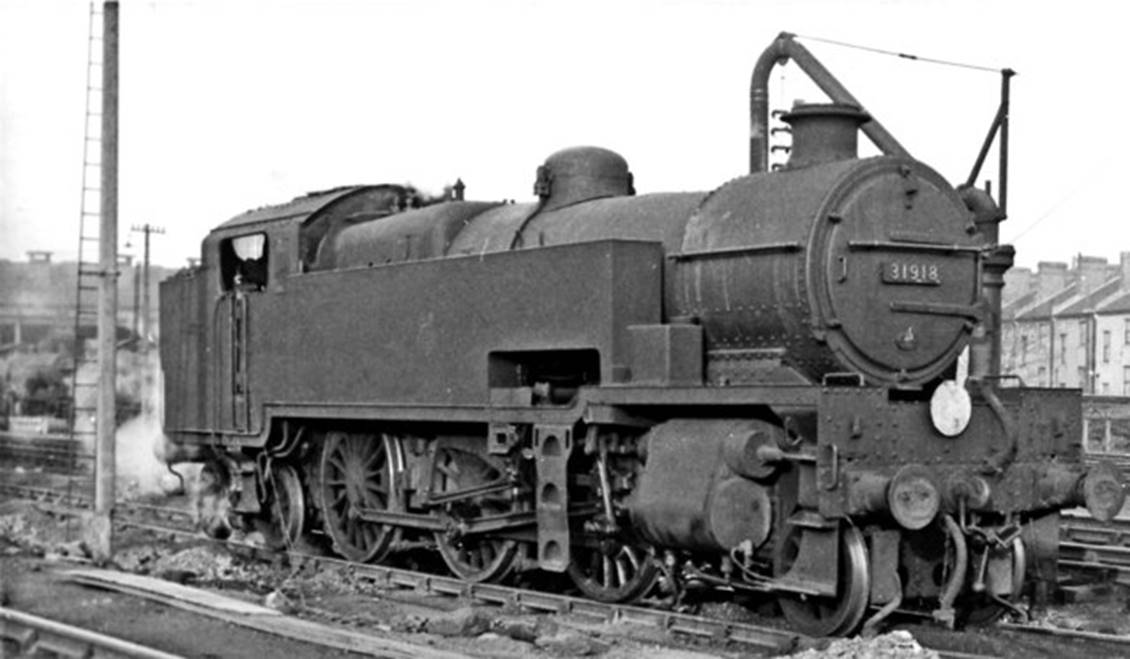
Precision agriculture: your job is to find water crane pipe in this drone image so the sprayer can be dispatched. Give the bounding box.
[750,32,909,174]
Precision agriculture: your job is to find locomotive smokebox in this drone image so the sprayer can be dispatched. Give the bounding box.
[781,103,869,169]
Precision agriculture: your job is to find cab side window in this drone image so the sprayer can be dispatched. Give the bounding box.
[220,233,269,291]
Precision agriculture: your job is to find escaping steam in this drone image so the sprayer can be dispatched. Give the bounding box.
[71,350,184,499]
[115,352,183,498]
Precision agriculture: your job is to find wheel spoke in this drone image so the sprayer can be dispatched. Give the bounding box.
[623,547,640,571]
[432,447,518,583]
[364,448,385,469]
[320,434,400,563]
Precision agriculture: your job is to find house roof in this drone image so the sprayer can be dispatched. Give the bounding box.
[1057,276,1124,316]
[1098,290,1130,315]
[1015,283,1079,320]
[1002,290,1037,320]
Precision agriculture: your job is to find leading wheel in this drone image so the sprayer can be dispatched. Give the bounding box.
[777,525,871,637]
[432,446,519,583]
[318,431,401,563]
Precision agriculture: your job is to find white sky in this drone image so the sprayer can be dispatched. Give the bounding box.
[1,0,1128,270]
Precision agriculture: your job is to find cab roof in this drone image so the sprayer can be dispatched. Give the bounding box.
[214,186,371,233]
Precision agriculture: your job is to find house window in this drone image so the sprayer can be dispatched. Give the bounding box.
[1125,318,1130,345]
[1060,333,1067,363]
[1079,319,1088,346]
[1104,330,1112,363]
[1021,335,1028,359]
[1037,366,1048,386]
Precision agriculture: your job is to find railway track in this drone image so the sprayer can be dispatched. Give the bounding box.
[3,481,1129,656]
[1056,452,1130,574]
[1059,509,1130,575]
[1082,451,1130,472]
[0,432,89,473]
[0,606,183,659]
[0,482,801,652]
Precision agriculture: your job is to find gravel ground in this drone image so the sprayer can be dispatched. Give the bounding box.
[4,494,1130,658]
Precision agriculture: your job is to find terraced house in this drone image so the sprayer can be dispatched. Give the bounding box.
[1002,253,1130,450]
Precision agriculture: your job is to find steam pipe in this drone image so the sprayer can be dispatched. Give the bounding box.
[977,378,1018,475]
[750,32,909,173]
[933,514,967,628]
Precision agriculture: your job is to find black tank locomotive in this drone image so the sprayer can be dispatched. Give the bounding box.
[161,35,1124,636]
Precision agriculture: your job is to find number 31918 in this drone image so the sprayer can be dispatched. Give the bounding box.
[881,261,941,285]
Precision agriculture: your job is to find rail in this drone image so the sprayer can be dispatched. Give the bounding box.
[0,606,184,659]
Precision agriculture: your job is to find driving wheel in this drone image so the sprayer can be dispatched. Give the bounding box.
[317,431,401,563]
[431,446,519,582]
[568,539,658,603]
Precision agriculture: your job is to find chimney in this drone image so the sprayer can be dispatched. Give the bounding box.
[780,102,869,169]
[1036,261,1068,301]
[1003,266,1033,306]
[1076,255,1109,297]
[1120,252,1130,287]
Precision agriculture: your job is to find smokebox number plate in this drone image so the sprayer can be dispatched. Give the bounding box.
[881,261,941,285]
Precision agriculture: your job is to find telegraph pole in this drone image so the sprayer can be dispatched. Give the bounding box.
[92,0,119,561]
[130,223,164,352]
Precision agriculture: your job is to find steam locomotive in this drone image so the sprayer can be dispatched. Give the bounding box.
[160,34,1125,636]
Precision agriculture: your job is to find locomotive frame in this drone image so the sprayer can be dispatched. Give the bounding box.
[160,33,1125,636]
